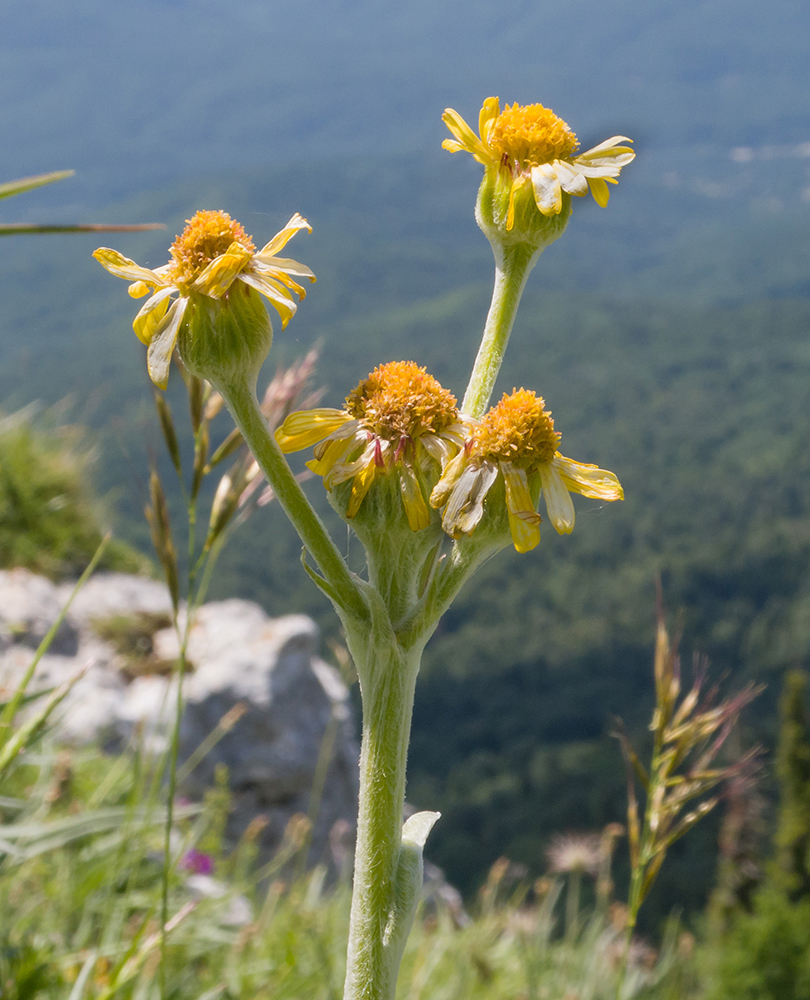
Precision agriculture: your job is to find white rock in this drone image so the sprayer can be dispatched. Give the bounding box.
[0,571,359,868]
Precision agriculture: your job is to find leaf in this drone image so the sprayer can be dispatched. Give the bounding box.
[0,803,200,859]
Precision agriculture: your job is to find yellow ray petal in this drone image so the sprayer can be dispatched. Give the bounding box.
[554,454,624,501]
[430,449,468,508]
[93,248,166,287]
[587,177,611,207]
[238,273,296,327]
[441,461,498,537]
[262,268,308,300]
[531,163,563,216]
[275,408,350,452]
[478,97,501,144]
[330,440,380,487]
[539,461,575,534]
[309,435,361,481]
[552,160,589,197]
[400,464,431,531]
[193,243,253,298]
[253,256,316,280]
[442,108,490,164]
[146,297,188,390]
[256,214,312,258]
[576,137,635,169]
[502,462,541,552]
[132,286,175,345]
[346,459,377,518]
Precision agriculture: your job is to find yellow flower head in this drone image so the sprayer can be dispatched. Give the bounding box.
[275,361,466,531]
[431,388,623,553]
[93,210,315,389]
[443,97,635,232]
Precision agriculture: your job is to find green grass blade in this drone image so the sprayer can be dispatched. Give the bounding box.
[0,170,74,200]
[0,534,109,743]
[0,222,165,235]
[67,952,98,1000]
[0,660,90,777]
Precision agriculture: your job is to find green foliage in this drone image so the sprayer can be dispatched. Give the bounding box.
[0,736,699,998]
[0,408,148,579]
[775,670,810,898]
[704,887,810,1000]
[703,672,810,998]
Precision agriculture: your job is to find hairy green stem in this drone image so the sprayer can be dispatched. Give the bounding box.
[342,635,422,1000]
[221,379,369,623]
[461,241,539,418]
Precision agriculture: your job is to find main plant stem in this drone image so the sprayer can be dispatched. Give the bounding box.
[343,638,421,1000]
[220,377,435,999]
[461,241,538,419]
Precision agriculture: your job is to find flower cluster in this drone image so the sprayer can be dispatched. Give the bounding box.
[278,374,622,552]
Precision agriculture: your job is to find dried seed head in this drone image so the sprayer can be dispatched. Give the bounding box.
[546,832,603,876]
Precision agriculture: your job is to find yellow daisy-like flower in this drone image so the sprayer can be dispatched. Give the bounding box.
[93,210,315,389]
[430,389,623,553]
[275,361,467,531]
[443,97,635,228]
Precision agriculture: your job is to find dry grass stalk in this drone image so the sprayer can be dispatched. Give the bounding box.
[613,593,762,952]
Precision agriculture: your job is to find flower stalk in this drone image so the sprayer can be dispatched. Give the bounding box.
[221,378,369,624]
[462,239,539,418]
[221,373,441,999]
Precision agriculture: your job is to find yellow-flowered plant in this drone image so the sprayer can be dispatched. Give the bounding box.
[94,98,633,1000]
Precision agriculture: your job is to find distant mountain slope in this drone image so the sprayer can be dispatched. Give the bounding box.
[3,0,809,206]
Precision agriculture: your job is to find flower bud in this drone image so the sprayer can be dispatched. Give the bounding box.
[177,281,273,389]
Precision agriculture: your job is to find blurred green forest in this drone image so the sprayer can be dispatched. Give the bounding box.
[3,0,810,921]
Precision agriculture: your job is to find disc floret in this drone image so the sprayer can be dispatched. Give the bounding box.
[489,103,580,171]
[472,388,560,470]
[168,210,256,288]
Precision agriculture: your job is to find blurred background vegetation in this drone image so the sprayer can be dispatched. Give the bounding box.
[2,0,810,952]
